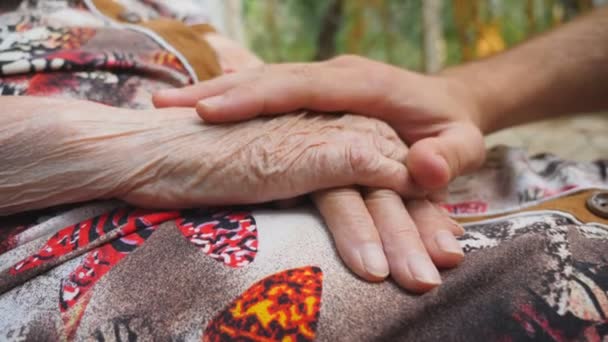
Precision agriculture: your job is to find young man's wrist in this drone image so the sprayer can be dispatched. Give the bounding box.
[441,60,520,135]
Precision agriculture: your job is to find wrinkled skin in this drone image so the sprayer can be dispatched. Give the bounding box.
[0,98,410,214]
[115,109,412,209]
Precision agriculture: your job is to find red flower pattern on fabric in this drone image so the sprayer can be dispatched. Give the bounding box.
[176,210,258,268]
[9,208,179,275]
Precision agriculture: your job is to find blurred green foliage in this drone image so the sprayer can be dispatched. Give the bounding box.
[242,0,589,70]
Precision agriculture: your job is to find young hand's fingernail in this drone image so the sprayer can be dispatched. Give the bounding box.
[407,252,442,285]
[197,95,224,109]
[155,88,180,97]
[360,244,390,278]
[435,230,464,256]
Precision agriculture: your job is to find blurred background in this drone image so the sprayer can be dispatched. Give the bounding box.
[212,0,607,160]
[240,0,605,69]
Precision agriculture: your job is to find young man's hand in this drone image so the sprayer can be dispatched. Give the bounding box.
[153,55,486,192]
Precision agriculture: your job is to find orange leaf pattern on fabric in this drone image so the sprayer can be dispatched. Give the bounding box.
[204,266,323,342]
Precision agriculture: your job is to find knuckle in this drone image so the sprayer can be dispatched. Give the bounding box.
[227,82,256,98]
[347,144,378,175]
[372,130,403,161]
[320,187,360,201]
[365,189,399,202]
[381,227,421,253]
[349,219,379,241]
[288,64,316,83]
[326,212,378,243]
[329,54,365,66]
[373,119,398,139]
[406,199,428,212]
[245,135,286,178]
[228,83,266,112]
[386,225,418,238]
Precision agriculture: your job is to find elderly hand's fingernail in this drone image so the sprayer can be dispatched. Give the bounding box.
[360,244,389,278]
[407,252,442,285]
[197,95,224,109]
[454,224,466,236]
[447,216,466,235]
[435,230,464,256]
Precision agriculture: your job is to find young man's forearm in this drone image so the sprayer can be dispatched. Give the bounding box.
[444,6,608,133]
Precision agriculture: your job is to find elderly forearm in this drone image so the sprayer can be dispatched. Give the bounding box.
[0,97,138,215]
[1,96,412,215]
[443,6,608,133]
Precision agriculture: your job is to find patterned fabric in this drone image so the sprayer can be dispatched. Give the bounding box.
[122,0,215,25]
[204,266,323,342]
[460,212,608,319]
[0,0,193,108]
[9,208,179,275]
[59,219,161,340]
[176,210,258,268]
[1,1,608,341]
[444,146,608,216]
[0,206,260,340]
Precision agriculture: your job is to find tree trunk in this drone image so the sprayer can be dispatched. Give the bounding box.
[315,0,344,61]
[422,0,445,73]
[222,0,246,45]
[379,0,395,63]
[265,0,282,61]
[527,0,538,34]
[346,0,366,54]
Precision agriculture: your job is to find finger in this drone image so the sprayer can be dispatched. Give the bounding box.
[336,146,420,198]
[195,60,393,123]
[313,188,390,281]
[406,200,465,269]
[407,123,485,190]
[152,68,261,108]
[195,63,331,123]
[425,188,467,233]
[272,196,307,209]
[427,188,448,203]
[364,189,442,293]
[282,136,418,199]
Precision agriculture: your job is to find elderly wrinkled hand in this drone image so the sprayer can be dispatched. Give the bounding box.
[115,108,414,209]
[0,98,411,213]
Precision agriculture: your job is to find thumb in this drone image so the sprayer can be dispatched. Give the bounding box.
[406,123,485,190]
